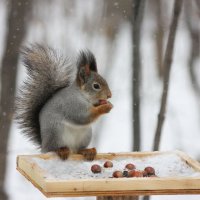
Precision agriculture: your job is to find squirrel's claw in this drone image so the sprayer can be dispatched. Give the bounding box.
[56,147,70,160]
[78,147,97,161]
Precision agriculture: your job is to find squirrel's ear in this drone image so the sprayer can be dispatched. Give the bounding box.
[78,64,91,85]
[77,50,98,73]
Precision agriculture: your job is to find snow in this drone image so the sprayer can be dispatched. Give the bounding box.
[32,153,200,180]
[0,0,199,200]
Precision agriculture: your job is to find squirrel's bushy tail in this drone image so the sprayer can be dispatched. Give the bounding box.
[15,44,75,147]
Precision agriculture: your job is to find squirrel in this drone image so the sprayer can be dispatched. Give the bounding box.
[15,44,113,160]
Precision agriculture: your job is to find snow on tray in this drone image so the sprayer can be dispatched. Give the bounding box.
[32,153,200,180]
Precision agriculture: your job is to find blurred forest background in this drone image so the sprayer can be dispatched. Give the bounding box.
[0,0,200,200]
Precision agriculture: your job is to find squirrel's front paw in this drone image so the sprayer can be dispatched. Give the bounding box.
[99,102,113,113]
[78,148,97,161]
[56,147,70,160]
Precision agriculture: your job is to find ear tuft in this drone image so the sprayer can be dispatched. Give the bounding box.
[77,50,97,72]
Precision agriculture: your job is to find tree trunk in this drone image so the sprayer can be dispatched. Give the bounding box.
[132,0,145,152]
[0,0,31,199]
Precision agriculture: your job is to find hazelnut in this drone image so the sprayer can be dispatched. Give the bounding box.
[144,166,155,175]
[91,164,101,173]
[125,163,136,170]
[112,171,123,178]
[134,170,144,177]
[104,161,113,168]
[128,170,143,177]
[128,170,136,177]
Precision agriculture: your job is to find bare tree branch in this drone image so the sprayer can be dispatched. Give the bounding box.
[0,0,31,199]
[154,0,164,78]
[153,0,183,151]
[132,0,145,151]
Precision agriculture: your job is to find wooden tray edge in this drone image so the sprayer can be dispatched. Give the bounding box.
[16,166,48,197]
[16,150,173,160]
[17,155,48,192]
[42,189,200,197]
[175,150,200,171]
[16,166,200,197]
[16,151,200,197]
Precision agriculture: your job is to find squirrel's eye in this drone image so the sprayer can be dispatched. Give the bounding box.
[93,83,101,90]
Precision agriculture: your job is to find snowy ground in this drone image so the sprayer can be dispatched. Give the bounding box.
[1,0,200,199]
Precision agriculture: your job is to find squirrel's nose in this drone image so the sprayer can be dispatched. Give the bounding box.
[107,91,112,99]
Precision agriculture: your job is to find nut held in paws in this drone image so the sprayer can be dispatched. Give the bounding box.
[99,99,108,105]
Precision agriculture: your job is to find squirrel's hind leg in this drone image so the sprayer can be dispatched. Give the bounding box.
[78,147,97,161]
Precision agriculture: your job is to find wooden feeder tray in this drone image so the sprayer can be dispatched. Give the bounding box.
[16,150,200,197]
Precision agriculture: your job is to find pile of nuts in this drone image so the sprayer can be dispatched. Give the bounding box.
[91,161,157,178]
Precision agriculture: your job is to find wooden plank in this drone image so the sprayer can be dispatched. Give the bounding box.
[16,151,200,197]
[17,166,48,197]
[16,165,200,197]
[175,150,200,171]
[44,177,200,193]
[26,151,170,160]
[16,155,47,191]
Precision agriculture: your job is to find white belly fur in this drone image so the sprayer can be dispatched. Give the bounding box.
[61,120,92,153]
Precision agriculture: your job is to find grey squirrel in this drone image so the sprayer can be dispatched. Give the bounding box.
[15,44,113,160]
